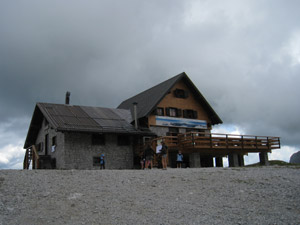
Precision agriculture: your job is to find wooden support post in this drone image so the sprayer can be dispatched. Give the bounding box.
[23,149,28,169]
[238,154,245,166]
[189,153,201,168]
[226,134,228,149]
[215,157,223,167]
[241,136,244,149]
[259,152,269,166]
[228,153,239,167]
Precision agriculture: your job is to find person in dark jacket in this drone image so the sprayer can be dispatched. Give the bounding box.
[161,142,168,170]
[145,144,154,169]
[100,154,105,170]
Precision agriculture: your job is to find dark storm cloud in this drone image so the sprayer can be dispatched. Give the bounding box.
[0,0,185,119]
[0,0,300,168]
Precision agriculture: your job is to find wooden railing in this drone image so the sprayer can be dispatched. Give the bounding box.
[138,132,280,154]
[151,136,179,149]
[177,132,280,151]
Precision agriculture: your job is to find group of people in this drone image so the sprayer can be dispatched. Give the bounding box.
[140,142,184,169]
[100,142,185,170]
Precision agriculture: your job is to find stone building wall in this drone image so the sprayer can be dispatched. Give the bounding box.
[35,118,65,168]
[34,118,135,169]
[149,126,169,137]
[63,132,134,170]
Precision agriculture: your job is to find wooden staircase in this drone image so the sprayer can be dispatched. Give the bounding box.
[23,145,40,169]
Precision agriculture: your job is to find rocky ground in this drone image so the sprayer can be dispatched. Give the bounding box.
[0,166,299,225]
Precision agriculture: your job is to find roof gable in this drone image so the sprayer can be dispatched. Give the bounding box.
[118,72,184,118]
[118,72,222,124]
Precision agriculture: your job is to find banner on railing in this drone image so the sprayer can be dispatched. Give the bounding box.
[156,116,207,129]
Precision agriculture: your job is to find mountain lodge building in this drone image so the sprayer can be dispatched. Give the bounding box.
[23,72,280,169]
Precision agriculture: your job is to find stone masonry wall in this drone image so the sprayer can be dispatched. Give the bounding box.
[34,118,134,169]
[35,118,65,168]
[63,132,134,170]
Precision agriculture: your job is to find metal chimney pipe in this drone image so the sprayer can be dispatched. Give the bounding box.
[65,92,70,105]
[133,102,138,130]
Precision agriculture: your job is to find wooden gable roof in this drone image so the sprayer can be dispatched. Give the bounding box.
[118,72,223,125]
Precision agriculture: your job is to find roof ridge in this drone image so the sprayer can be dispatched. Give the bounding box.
[119,72,185,104]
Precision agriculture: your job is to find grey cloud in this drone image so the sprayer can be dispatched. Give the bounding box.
[0,0,300,168]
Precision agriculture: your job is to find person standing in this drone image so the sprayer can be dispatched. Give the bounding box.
[177,151,183,168]
[140,150,145,169]
[100,154,105,170]
[145,144,154,169]
[161,142,168,170]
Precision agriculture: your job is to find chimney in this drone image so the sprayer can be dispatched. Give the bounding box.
[133,102,138,130]
[65,91,71,105]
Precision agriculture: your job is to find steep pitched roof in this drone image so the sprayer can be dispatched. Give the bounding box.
[24,103,153,148]
[118,72,222,125]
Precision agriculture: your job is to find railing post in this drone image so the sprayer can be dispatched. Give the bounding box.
[255,136,258,150]
[192,133,195,148]
[210,133,212,149]
[241,135,244,149]
[226,134,228,149]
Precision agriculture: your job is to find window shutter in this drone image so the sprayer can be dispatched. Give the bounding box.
[166,108,170,116]
[184,91,189,98]
[193,110,198,119]
[183,110,188,118]
[177,109,182,117]
[173,90,178,97]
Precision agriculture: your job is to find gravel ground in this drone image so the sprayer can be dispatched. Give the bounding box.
[0,166,299,225]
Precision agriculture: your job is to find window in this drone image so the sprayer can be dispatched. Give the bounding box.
[183,109,198,119]
[92,134,105,145]
[51,136,57,152]
[170,108,176,117]
[166,108,182,117]
[174,89,189,98]
[118,135,130,146]
[154,107,164,116]
[52,136,57,146]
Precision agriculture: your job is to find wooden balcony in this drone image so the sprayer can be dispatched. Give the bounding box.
[151,132,280,155]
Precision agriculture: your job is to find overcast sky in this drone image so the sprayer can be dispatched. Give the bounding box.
[1,0,300,169]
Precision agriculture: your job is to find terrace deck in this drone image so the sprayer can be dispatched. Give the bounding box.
[151,132,280,156]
